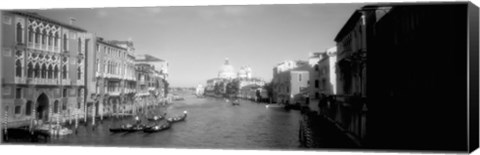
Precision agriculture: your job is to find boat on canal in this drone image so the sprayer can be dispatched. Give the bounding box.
[36,124,73,136]
[232,99,240,106]
[143,122,171,133]
[109,124,147,133]
[166,111,188,123]
[147,113,167,122]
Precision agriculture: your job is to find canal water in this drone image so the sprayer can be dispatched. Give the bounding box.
[47,94,302,150]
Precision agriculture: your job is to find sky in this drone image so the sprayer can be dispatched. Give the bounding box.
[30,3,364,87]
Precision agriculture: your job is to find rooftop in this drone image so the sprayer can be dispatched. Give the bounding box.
[9,11,87,32]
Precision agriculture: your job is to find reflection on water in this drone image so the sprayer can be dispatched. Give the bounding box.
[49,95,302,149]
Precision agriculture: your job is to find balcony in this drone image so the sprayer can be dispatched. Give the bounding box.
[27,42,34,48]
[35,44,40,50]
[76,80,84,86]
[108,91,121,96]
[14,77,26,84]
[25,78,60,85]
[61,79,71,85]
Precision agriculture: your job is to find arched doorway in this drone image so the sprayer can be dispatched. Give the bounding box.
[36,93,49,122]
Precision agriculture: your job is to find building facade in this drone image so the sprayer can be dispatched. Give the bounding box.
[2,11,88,127]
[272,61,310,106]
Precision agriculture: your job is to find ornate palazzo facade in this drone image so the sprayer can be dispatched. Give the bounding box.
[2,11,88,127]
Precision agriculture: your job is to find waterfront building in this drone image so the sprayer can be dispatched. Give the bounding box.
[218,57,235,79]
[86,37,137,119]
[134,54,168,111]
[330,7,373,145]
[1,11,89,127]
[271,61,310,106]
[237,66,252,79]
[304,52,324,112]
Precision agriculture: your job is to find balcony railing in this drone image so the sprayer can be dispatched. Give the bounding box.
[27,42,34,48]
[61,79,71,85]
[77,80,84,86]
[25,78,60,85]
[35,44,40,49]
[108,91,121,96]
[14,77,26,84]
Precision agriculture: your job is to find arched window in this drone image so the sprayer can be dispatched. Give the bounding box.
[15,60,22,77]
[41,64,47,78]
[62,65,67,79]
[54,100,59,113]
[34,63,40,78]
[28,26,34,43]
[42,29,47,45]
[16,23,23,44]
[78,38,82,53]
[27,62,33,78]
[35,27,41,44]
[47,65,53,79]
[62,100,67,111]
[54,32,59,47]
[77,66,81,79]
[63,33,68,51]
[54,66,59,78]
[25,101,32,116]
[48,31,53,46]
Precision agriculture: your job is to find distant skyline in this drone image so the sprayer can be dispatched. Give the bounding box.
[30,3,364,87]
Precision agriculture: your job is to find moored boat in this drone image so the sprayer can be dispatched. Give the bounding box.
[166,111,188,123]
[143,122,171,133]
[147,113,167,122]
[109,124,133,133]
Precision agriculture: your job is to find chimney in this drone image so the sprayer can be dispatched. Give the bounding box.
[69,17,76,25]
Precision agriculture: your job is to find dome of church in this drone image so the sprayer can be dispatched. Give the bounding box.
[218,58,235,79]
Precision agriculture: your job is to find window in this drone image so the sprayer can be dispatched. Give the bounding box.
[42,29,47,45]
[48,32,53,46]
[41,64,47,78]
[28,26,34,43]
[314,65,319,71]
[35,27,40,44]
[54,32,59,47]
[25,101,32,116]
[16,23,23,44]
[62,101,67,111]
[77,102,81,109]
[53,100,59,113]
[62,65,67,79]
[34,63,40,78]
[299,74,302,82]
[54,66,59,78]
[77,66,82,79]
[14,105,21,114]
[15,88,22,99]
[47,65,53,79]
[27,62,33,78]
[15,59,22,77]
[315,80,319,88]
[315,93,320,99]
[63,33,68,51]
[63,88,67,97]
[78,38,81,53]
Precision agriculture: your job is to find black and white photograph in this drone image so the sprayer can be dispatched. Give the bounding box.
[0,0,478,154]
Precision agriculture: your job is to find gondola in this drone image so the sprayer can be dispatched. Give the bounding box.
[124,124,147,132]
[147,113,167,122]
[109,124,133,133]
[166,111,188,123]
[143,122,171,133]
[232,99,240,106]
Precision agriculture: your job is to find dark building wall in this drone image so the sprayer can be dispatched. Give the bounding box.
[367,4,468,151]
